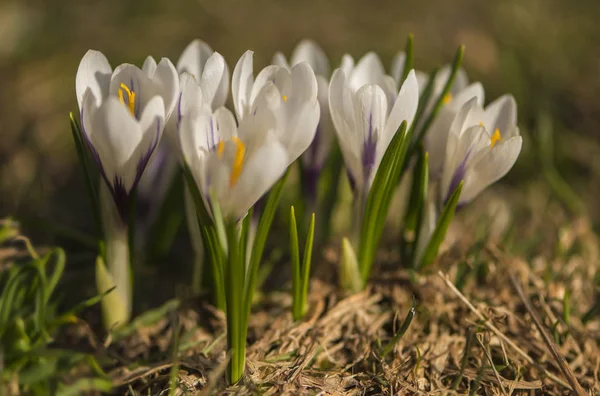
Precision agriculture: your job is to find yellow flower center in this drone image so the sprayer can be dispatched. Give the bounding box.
[217,137,246,186]
[490,128,502,148]
[118,83,136,116]
[442,93,452,105]
[282,95,288,102]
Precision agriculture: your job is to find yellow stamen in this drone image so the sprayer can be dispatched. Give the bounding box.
[478,121,484,127]
[230,137,245,186]
[442,93,452,105]
[490,128,502,148]
[216,137,246,186]
[282,95,288,102]
[118,83,136,116]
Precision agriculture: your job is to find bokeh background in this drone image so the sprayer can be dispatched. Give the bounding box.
[1,0,600,238]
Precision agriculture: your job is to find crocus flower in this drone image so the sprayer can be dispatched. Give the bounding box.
[328,56,419,197]
[273,40,332,203]
[232,51,320,167]
[440,95,522,206]
[179,104,288,220]
[76,50,179,221]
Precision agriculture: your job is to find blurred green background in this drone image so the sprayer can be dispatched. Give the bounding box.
[1,0,600,236]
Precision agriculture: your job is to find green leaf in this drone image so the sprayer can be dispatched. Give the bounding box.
[69,112,102,235]
[290,206,301,320]
[401,34,414,83]
[111,299,180,340]
[244,169,290,320]
[225,221,245,384]
[402,150,429,264]
[340,238,362,293]
[381,297,416,358]
[299,212,316,318]
[358,121,409,284]
[56,377,113,395]
[417,181,463,270]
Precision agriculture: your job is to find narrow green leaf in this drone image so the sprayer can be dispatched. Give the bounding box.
[381,297,416,358]
[46,248,66,301]
[290,206,302,320]
[244,170,290,319]
[358,121,409,283]
[225,221,244,384]
[56,378,113,395]
[418,181,463,270]
[340,237,363,293]
[401,34,414,83]
[69,112,102,235]
[299,212,316,318]
[404,149,429,232]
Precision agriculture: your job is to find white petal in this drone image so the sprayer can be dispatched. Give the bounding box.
[232,50,255,121]
[142,56,158,77]
[88,97,143,191]
[200,52,229,110]
[348,52,385,91]
[152,58,179,120]
[225,139,288,219]
[441,124,491,202]
[483,94,517,137]
[329,69,362,183]
[272,52,290,69]
[340,54,355,77]
[290,62,318,103]
[354,84,387,186]
[214,56,230,110]
[179,72,206,118]
[176,39,213,77]
[379,70,419,158]
[282,100,320,165]
[76,50,112,110]
[250,65,283,104]
[213,107,237,141]
[290,39,330,77]
[453,82,485,108]
[460,136,522,203]
[179,108,214,189]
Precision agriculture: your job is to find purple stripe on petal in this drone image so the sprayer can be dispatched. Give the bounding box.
[444,148,472,204]
[177,92,183,129]
[361,113,377,184]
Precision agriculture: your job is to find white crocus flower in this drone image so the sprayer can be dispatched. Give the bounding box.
[232,50,320,167]
[76,49,178,328]
[440,95,522,206]
[180,104,289,220]
[328,64,419,196]
[76,49,178,220]
[273,40,333,196]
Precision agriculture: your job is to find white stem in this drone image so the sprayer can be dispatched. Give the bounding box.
[99,182,132,320]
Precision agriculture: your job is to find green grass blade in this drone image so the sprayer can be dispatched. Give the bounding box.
[417,181,463,270]
[359,121,409,283]
[300,212,316,318]
[244,169,290,320]
[290,206,302,320]
[381,297,416,358]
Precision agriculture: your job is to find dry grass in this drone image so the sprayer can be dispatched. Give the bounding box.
[57,189,598,395]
